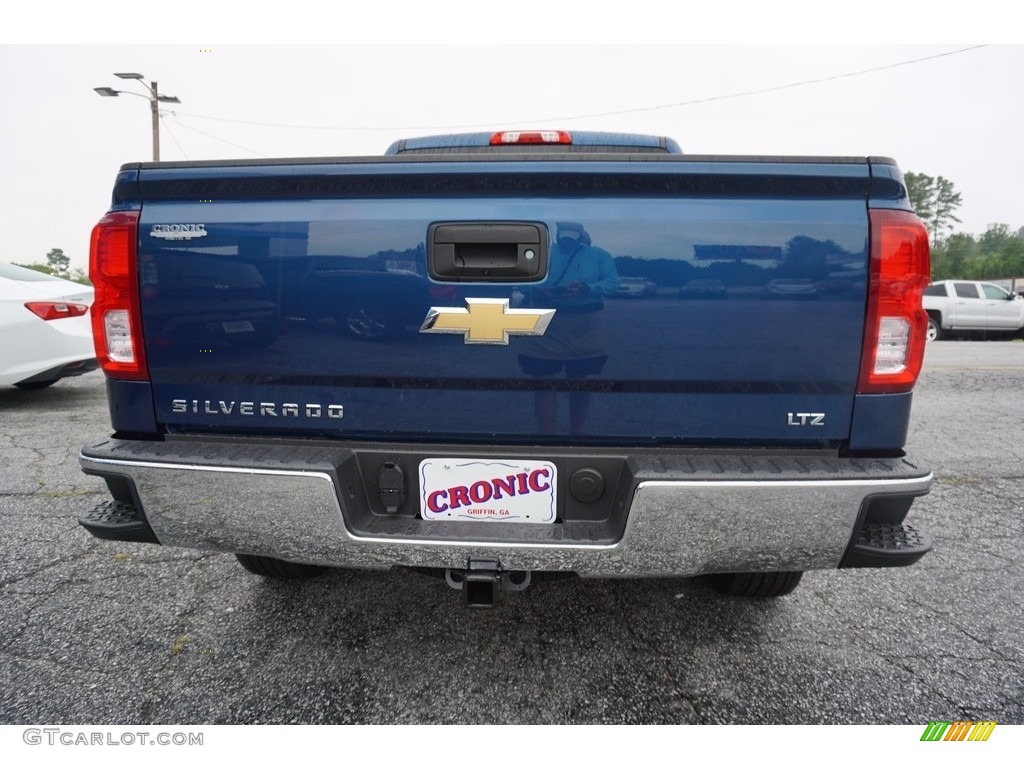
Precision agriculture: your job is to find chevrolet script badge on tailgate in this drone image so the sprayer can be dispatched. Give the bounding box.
[420,298,554,345]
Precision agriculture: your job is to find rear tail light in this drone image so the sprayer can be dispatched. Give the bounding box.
[89,210,149,380]
[858,209,931,394]
[25,302,90,321]
[489,131,572,146]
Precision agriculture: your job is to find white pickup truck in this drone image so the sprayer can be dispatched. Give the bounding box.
[922,280,1024,340]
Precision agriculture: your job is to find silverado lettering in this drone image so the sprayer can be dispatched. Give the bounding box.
[171,399,343,418]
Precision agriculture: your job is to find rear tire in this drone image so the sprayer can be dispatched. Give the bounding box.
[235,553,327,579]
[708,571,803,597]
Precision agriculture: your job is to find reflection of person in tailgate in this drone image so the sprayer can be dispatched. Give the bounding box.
[519,222,619,434]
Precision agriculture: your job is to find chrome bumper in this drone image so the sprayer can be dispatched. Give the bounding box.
[80,437,932,578]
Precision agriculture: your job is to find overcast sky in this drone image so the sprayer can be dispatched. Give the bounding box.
[2,35,1021,270]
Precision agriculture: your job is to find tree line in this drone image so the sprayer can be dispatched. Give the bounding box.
[906,172,1023,282]
[15,248,91,285]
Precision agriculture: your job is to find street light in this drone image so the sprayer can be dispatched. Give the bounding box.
[93,72,181,161]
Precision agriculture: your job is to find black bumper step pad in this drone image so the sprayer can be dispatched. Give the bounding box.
[840,523,932,568]
[79,500,159,544]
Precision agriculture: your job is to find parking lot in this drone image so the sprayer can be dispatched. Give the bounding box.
[1,341,1022,724]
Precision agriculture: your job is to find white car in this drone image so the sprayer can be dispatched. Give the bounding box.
[614,276,658,298]
[922,279,1024,341]
[0,262,97,389]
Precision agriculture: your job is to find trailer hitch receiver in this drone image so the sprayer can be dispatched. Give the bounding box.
[444,559,532,609]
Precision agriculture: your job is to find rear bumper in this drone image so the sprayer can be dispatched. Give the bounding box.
[79,436,932,577]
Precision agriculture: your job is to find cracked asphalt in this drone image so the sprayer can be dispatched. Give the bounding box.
[1,341,1021,724]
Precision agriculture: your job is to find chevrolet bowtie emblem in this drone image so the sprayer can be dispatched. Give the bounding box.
[420,298,555,345]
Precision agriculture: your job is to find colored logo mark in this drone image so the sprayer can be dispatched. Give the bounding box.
[420,298,554,345]
[920,720,997,742]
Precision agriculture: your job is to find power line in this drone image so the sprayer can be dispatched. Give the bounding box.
[164,113,269,157]
[533,44,992,123]
[159,114,189,160]
[167,45,989,133]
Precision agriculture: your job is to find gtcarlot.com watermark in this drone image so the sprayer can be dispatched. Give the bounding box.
[23,728,203,747]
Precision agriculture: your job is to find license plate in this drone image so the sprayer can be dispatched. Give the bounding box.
[222,320,255,334]
[419,458,557,524]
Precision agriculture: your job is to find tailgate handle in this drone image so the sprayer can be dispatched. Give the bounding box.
[428,222,548,282]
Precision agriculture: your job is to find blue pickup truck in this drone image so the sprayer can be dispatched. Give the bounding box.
[80,130,934,607]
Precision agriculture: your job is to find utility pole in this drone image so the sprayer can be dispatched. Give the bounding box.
[150,81,161,161]
[94,73,181,162]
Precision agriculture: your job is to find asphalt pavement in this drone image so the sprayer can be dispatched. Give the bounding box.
[0,341,1021,724]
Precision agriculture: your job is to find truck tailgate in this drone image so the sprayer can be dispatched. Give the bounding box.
[133,159,872,447]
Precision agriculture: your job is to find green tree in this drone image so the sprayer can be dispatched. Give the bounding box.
[1002,237,1024,279]
[905,172,935,225]
[904,172,962,244]
[931,177,963,242]
[978,223,1014,255]
[14,262,55,276]
[67,267,91,286]
[14,252,90,284]
[46,248,70,278]
[971,224,1024,280]
[937,233,977,280]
